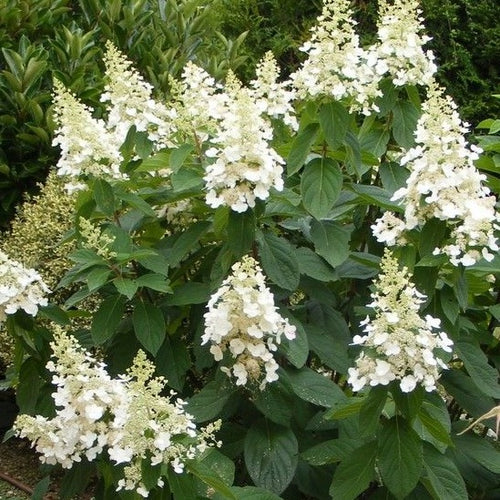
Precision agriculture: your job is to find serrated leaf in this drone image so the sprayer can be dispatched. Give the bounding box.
[309,220,350,268]
[329,442,377,500]
[253,380,294,427]
[453,433,500,474]
[455,340,500,398]
[244,420,298,494]
[359,387,388,437]
[301,157,343,219]
[301,438,360,466]
[279,312,308,368]
[86,267,111,291]
[318,101,350,150]
[93,178,115,216]
[214,486,282,500]
[227,209,255,257]
[166,282,210,305]
[421,445,468,500]
[132,300,166,356]
[188,380,234,423]
[135,273,171,293]
[378,417,423,499]
[188,459,236,500]
[166,221,210,267]
[296,246,337,282]
[137,150,170,171]
[287,122,320,176]
[113,277,138,299]
[155,335,191,391]
[256,231,299,291]
[393,101,419,149]
[285,367,346,408]
[91,295,127,344]
[170,143,194,171]
[379,162,410,195]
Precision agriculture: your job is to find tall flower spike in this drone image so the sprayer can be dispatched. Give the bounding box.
[203,73,286,212]
[347,249,453,393]
[202,255,296,390]
[15,328,220,498]
[372,84,499,266]
[101,41,171,147]
[373,0,437,86]
[290,0,382,115]
[0,249,51,324]
[52,79,125,182]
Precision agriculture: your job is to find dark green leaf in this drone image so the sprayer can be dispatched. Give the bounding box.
[419,218,447,257]
[135,273,171,293]
[359,387,388,437]
[253,380,294,426]
[132,300,166,356]
[155,335,191,391]
[91,295,127,344]
[86,267,111,292]
[301,438,360,466]
[214,486,282,500]
[318,101,350,150]
[329,442,377,500]
[227,209,255,257]
[171,168,203,192]
[453,433,500,474]
[455,340,500,398]
[113,277,138,299]
[285,367,346,408]
[187,380,234,423]
[343,131,363,178]
[287,122,320,176]
[379,162,410,195]
[392,101,419,149]
[59,460,95,500]
[188,459,236,500]
[137,150,170,172]
[93,178,115,216]
[279,312,308,368]
[378,417,423,499]
[244,420,298,494]
[170,144,194,172]
[421,445,468,500]
[256,231,299,291]
[296,246,337,282]
[301,157,343,219]
[166,221,210,267]
[309,220,350,268]
[17,358,42,414]
[166,282,210,305]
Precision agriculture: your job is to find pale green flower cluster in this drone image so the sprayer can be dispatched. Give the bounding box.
[202,255,296,390]
[15,328,220,498]
[78,217,117,260]
[373,85,499,266]
[348,250,453,393]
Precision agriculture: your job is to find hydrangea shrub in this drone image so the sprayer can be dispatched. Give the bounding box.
[2,1,500,498]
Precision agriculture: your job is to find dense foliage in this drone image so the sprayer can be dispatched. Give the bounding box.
[1,0,499,499]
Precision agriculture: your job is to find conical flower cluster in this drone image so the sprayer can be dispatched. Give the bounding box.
[202,256,296,390]
[348,250,453,393]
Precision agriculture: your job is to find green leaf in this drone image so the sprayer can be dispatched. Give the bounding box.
[318,101,350,150]
[287,122,320,176]
[309,220,350,268]
[279,312,308,368]
[253,380,294,427]
[170,143,194,172]
[59,460,95,500]
[392,101,419,149]
[421,445,468,500]
[256,231,299,291]
[284,367,346,408]
[86,267,111,292]
[187,380,234,423]
[414,393,453,451]
[455,340,500,398]
[378,417,423,499]
[244,420,298,494]
[392,385,424,420]
[188,459,236,500]
[416,406,453,448]
[136,273,171,293]
[419,218,447,257]
[166,221,210,267]
[214,486,282,500]
[348,183,403,211]
[329,442,377,500]
[301,157,343,219]
[113,277,138,299]
[227,209,255,257]
[171,168,203,192]
[17,358,42,414]
[91,295,127,344]
[116,191,157,216]
[453,433,500,474]
[166,282,210,306]
[132,300,166,356]
[93,178,115,216]
[296,247,337,282]
[379,162,410,195]
[137,150,170,171]
[167,467,197,500]
[359,387,388,437]
[343,131,363,177]
[155,335,191,391]
[301,438,360,466]
[439,286,460,324]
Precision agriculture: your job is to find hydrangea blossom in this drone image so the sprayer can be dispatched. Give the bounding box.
[372,85,499,266]
[52,79,125,181]
[347,250,453,393]
[15,328,220,498]
[203,73,287,212]
[373,0,437,86]
[290,0,382,115]
[0,249,51,323]
[100,41,172,147]
[202,255,296,390]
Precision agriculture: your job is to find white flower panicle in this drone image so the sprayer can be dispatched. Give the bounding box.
[52,79,125,181]
[203,73,287,212]
[372,85,499,266]
[15,329,220,498]
[101,41,172,147]
[250,52,298,131]
[373,0,437,86]
[0,249,50,323]
[202,255,296,390]
[348,250,453,393]
[290,0,382,115]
